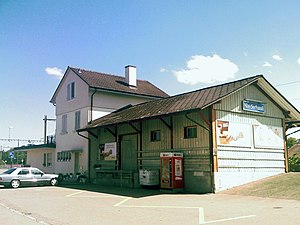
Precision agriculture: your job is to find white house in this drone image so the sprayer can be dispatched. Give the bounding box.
[50,65,168,176]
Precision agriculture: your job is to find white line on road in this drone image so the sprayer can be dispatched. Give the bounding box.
[114,197,256,224]
[201,214,256,224]
[0,202,50,225]
[65,190,85,197]
[114,197,132,206]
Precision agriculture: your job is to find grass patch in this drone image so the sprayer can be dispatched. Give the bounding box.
[222,172,300,201]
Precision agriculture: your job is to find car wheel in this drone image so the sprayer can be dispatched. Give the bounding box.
[50,178,58,186]
[10,180,20,188]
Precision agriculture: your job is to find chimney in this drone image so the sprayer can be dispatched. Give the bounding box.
[125,65,137,87]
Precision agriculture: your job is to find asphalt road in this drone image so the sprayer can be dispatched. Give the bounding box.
[0,184,299,225]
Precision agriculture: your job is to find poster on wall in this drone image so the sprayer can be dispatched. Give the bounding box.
[253,125,284,149]
[103,142,117,160]
[216,120,252,147]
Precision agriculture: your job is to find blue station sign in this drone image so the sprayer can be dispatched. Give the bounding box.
[242,100,265,113]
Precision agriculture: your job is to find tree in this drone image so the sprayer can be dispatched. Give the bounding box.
[286,137,300,149]
[0,150,27,165]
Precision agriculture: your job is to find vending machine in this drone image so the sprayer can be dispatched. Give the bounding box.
[160,152,184,189]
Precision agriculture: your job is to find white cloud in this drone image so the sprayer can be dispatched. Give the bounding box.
[172,54,239,85]
[262,62,272,67]
[160,67,168,73]
[297,57,300,64]
[45,67,63,78]
[272,54,282,61]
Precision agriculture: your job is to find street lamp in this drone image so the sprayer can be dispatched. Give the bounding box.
[8,126,13,141]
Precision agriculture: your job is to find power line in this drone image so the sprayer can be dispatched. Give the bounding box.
[275,80,300,87]
[0,138,43,142]
[290,98,300,101]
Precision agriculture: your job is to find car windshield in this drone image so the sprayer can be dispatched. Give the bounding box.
[2,168,17,174]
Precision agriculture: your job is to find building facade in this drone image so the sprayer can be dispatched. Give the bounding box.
[79,75,300,193]
[50,66,168,176]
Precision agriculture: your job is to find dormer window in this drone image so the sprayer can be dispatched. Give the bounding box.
[67,82,75,100]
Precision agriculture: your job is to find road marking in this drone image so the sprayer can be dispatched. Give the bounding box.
[70,195,123,198]
[199,208,205,224]
[201,214,256,224]
[114,197,205,223]
[65,191,128,199]
[114,197,256,224]
[114,197,132,206]
[65,191,256,224]
[0,202,50,225]
[65,190,85,197]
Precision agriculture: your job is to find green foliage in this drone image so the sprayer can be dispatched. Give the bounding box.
[0,150,27,165]
[286,137,300,149]
[289,154,300,166]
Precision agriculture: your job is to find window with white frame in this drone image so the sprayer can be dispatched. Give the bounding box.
[75,111,81,130]
[67,82,75,100]
[62,114,68,134]
[43,153,52,167]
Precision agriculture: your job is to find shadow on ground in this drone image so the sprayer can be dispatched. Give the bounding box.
[58,182,169,198]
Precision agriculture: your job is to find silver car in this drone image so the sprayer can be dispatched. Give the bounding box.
[0,167,59,188]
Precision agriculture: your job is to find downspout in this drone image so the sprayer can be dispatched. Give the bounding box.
[90,89,97,123]
[77,131,91,183]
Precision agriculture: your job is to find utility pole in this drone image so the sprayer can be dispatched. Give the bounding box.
[8,126,13,141]
[43,115,56,144]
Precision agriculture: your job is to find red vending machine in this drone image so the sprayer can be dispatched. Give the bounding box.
[160,152,184,189]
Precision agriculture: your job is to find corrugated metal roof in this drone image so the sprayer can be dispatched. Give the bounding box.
[80,75,295,131]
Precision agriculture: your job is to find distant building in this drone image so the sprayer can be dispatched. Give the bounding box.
[50,65,168,175]
[14,136,56,174]
[78,75,300,193]
[288,144,300,158]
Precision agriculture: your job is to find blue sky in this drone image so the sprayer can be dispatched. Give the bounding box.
[1,0,300,149]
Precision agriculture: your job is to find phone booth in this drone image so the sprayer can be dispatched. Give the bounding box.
[160,152,184,189]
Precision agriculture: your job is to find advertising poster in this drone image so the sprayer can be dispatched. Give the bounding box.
[175,159,182,177]
[216,120,252,147]
[253,125,284,149]
[104,142,117,160]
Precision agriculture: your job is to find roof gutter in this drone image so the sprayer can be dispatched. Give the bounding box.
[90,86,168,99]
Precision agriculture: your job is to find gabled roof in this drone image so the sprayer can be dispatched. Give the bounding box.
[50,66,169,104]
[79,74,300,132]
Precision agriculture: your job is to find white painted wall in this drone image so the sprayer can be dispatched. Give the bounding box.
[213,84,286,192]
[214,170,283,192]
[54,69,162,175]
[27,149,55,174]
[54,69,90,175]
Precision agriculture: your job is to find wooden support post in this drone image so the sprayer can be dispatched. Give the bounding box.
[212,109,218,172]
